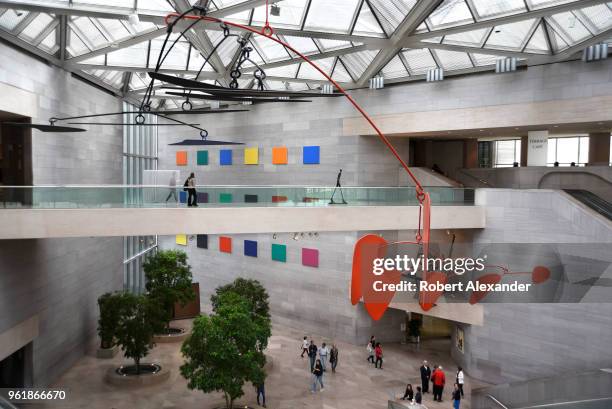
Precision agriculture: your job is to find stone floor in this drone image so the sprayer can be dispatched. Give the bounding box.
[42,320,487,409]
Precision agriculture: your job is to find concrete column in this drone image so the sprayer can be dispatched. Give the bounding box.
[588,132,611,165]
[527,130,549,166]
[463,139,478,168]
[520,135,528,167]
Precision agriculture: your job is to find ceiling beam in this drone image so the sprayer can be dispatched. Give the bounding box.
[356,0,444,86]
[406,0,609,42]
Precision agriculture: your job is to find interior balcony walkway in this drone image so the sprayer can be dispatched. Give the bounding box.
[0,185,485,239]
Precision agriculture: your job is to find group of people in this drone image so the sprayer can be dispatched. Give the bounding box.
[366,336,384,369]
[166,173,198,207]
[301,337,339,393]
[405,360,464,408]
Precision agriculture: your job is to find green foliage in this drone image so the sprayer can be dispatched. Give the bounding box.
[114,293,165,374]
[143,249,194,329]
[211,278,271,350]
[97,292,126,349]
[181,294,266,409]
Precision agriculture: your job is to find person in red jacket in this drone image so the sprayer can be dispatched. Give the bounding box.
[374,343,383,369]
[431,365,446,402]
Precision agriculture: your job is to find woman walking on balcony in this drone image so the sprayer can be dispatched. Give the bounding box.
[186,172,198,207]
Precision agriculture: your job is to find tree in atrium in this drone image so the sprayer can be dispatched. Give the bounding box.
[97,292,127,350]
[181,292,267,409]
[143,249,195,333]
[210,278,271,351]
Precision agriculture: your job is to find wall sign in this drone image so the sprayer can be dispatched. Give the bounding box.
[527,130,548,166]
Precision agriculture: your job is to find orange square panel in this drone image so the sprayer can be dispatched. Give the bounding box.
[176,151,188,166]
[219,236,232,253]
[272,146,288,165]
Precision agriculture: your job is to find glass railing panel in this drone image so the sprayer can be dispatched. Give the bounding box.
[0,186,475,209]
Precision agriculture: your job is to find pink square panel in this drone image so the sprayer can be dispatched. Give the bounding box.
[302,248,319,268]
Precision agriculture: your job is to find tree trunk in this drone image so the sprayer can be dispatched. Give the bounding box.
[224,393,230,409]
[135,357,141,375]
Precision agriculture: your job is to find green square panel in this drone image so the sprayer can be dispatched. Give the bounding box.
[219,193,233,203]
[197,150,208,165]
[271,244,287,262]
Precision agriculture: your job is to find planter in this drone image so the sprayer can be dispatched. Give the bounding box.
[153,327,190,343]
[104,363,170,387]
[96,345,119,359]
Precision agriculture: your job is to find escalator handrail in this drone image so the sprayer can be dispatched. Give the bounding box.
[514,396,612,409]
[538,171,612,189]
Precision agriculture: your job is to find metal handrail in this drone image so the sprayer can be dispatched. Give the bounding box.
[0,395,19,409]
[455,168,494,187]
[515,397,612,409]
[538,171,612,189]
[487,395,510,409]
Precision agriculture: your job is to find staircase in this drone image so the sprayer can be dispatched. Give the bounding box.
[564,189,612,220]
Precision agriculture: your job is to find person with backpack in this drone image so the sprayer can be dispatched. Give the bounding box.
[185,172,198,207]
[329,344,339,373]
[374,343,383,369]
[456,366,465,397]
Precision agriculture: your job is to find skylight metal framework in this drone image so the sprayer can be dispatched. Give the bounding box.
[0,0,610,108]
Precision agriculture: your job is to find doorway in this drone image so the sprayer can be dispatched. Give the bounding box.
[0,343,32,388]
[0,110,33,205]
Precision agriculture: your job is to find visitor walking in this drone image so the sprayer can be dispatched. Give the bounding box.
[300,336,309,358]
[452,383,461,409]
[431,365,446,402]
[330,344,339,373]
[366,340,375,364]
[456,366,465,397]
[255,381,266,408]
[185,172,198,207]
[374,343,383,369]
[415,386,422,404]
[165,174,177,203]
[311,359,324,393]
[420,360,431,394]
[308,340,318,372]
[401,383,414,401]
[319,342,329,372]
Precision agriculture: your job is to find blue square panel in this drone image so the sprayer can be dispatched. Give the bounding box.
[303,146,320,164]
[197,192,209,203]
[220,149,233,165]
[197,234,208,249]
[244,240,258,257]
[179,191,187,203]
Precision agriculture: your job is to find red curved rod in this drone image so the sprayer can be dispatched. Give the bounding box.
[164,13,430,241]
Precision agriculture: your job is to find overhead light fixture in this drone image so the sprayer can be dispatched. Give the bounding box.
[426,68,444,82]
[321,84,334,94]
[495,57,517,74]
[128,12,140,26]
[270,4,281,16]
[369,76,384,90]
[14,10,23,17]
[583,43,608,62]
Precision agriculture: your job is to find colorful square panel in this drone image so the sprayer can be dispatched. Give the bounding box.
[197,150,209,165]
[220,193,232,203]
[303,146,320,164]
[196,234,208,249]
[219,236,232,253]
[176,151,188,166]
[302,248,319,267]
[244,240,258,257]
[272,146,288,165]
[176,234,187,246]
[272,195,288,203]
[179,191,187,203]
[244,194,258,203]
[220,149,232,165]
[197,192,209,203]
[271,243,287,262]
[244,147,259,165]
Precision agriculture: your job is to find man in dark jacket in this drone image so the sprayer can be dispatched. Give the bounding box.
[308,341,318,372]
[420,360,431,393]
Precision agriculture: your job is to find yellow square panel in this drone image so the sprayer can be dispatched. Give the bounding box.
[176,234,187,246]
[244,147,259,165]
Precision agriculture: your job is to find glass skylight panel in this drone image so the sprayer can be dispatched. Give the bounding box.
[381,54,409,79]
[263,64,299,78]
[575,4,612,32]
[0,9,29,31]
[304,0,360,33]
[352,2,386,36]
[547,12,591,44]
[332,61,354,82]
[315,38,353,52]
[427,0,474,30]
[443,28,489,46]
[281,35,319,55]
[485,19,537,51]
[470,53,500,66]
[188,49,215,72]
[106,42,149,68]
[222,9,251,24]
[215,36,240,66]
[549,26,569,51]
[401,48,438,75]
[341,49,377,78]
[470,0,526,19]
[368,0,417,36]
[18,13,54,42]
[525,0,574,10]
[97,19,131,42]
[433,49,473,70]
[524,22,550,54]
[136,0,174,12]
[71,17,109,49]
[74,0,133,8]
[252,0,307,29]
[296,57,335,80]
[67,28,90,56]
[149,38,190,70]
[129,72,150,91]
[251,35,291,62]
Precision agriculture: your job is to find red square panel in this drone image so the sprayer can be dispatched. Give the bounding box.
[219,236,232,253]
[272,195,288,203]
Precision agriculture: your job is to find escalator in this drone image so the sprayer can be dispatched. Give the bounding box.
[564,189,612,220]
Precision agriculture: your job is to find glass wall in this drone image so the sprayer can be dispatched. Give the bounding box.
[493,139,521,168]
[122,102,158,293]
[547,136,589,166]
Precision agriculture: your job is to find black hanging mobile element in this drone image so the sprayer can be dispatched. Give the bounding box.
[1,122,86,133]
